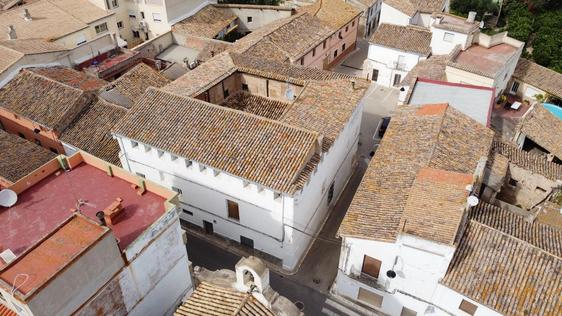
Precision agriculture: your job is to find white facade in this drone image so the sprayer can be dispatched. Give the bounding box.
[363,44,427,87]
[378,3,410,27]
[88,0,210,45]
[333,236,502,316]
[430,26,472,55]
[114,101,364,271]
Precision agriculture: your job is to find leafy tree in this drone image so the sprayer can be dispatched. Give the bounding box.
[450,0,499,19]
[218,0,281,5]
[504,0,534,42]
[531,11,562,70]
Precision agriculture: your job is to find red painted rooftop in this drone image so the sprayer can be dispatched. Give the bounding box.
[0,215,107,296]
[0,163,166,257]
[454,43,518,76]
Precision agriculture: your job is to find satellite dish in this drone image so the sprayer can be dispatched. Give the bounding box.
[0,189,17,207]
[467,195,479,207]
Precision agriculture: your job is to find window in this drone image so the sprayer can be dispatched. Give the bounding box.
[171,155,178,161]
[152,13,162,22]
[511,81,520,93]
[338,31,342,39]
[334,50,338,58]
[459,300,478,315]
[352,20,355,27]
[132,30,140,38]
[18,132,25,139]
[172,186,182,195]
[342,43,346,51]
[323,40,327,49]
[136,172,146,178]
[111,0,118,8]
[117,21,123,29]
[223,89,229,98]
[443,32,454,43]
[393,74,402,86]
[312,47,316,57]
[372,69,379,81]
[185,160,193,168]
[401,307,417,316]
[157,150,164,157]
[300,58,304,65]
[76,34,87,46]
[144,144,151,152]
[535,186,547,193]
[128,10,136,18]
[95,22,108,34]
[140,11,145,19]
[357,288,383,307]
[327,181,335,203]
[508,178,518,187]
[361,255,381,278]
[346,25,349,32]
[49,147,58,154]
[182,209,193,216]
[247,16,253,23]
[240,236,254,248]
[241,83,248,91]
[131,140,139,148]
[227,200,240,220]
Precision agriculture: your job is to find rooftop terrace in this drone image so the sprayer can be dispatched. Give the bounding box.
[449,43,519,78]
[0,153,171,259]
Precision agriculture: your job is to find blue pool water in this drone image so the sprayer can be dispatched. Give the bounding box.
[544,103,562,120]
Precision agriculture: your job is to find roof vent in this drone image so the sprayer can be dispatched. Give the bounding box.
[0,249,17,265]
[467,11,477,23]
[22,9,32,21]
[7,25,16,40]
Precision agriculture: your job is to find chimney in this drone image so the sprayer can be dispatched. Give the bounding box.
[22,9,32,21]
[467,11,477,23]
[101,197,124,225]
[434,16,443,25]
[7,25,16,40]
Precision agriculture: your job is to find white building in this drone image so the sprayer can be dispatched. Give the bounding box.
[0,151,192,316]
[333,103,562,315]
[88,0,210,46]
[112,52,369,271]
[429,12,480,54]
[346,0,382,38]
[379,0,448,28]
[363,23,432,87]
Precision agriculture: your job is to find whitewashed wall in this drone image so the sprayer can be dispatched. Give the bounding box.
[378,3,410,27]
[364,44,426,86]
[430,27,470,55]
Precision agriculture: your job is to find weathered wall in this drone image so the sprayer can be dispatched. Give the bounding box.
[497,163,556,209]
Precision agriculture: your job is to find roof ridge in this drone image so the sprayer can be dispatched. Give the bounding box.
[427,104,449,165]
[149,87,321,138]
[469,218,562,260]
[21,69,86,94]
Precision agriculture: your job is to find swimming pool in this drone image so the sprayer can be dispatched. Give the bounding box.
[544,103,562,120]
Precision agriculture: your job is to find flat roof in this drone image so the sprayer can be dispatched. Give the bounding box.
[0,161,167,257]
[450,43,518,78]
[0,215,107,295]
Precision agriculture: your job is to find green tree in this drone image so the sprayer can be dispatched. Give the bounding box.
[217,0,281,5]
[531,11,562,70]
[450,0,499,19]
[505,0,534,42]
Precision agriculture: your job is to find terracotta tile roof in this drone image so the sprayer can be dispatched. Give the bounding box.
[0,304,16,316]
[0,44,23,74]
[442,219,562,315]
[369,23,432,56]
[483,152,509,191]
[399,167,472,245]
[338,104,493,240]
[0,39,67,54]
[0,0,110,42]
[281,79,369,151]
[113,88,320,194]
[384,0,446,16]
[448,43,520,79]
[172,4,237,39]
[0,215,108,298]
[0,129,56,183]
[470,202,562,257]
[513,58,562,99]
[518,104,562,160]
[299,0,361,31]
[220,91,291,120]
[99,63,169,108]
[492,140,562,181]
[253,13,332,62]
[27,66,107,91]
[401,54,449,85]
[0,70,92,131]
[61,98,127,165]
[175,282,275,316]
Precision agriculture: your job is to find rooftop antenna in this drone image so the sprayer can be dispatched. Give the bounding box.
[0,189,17,207]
